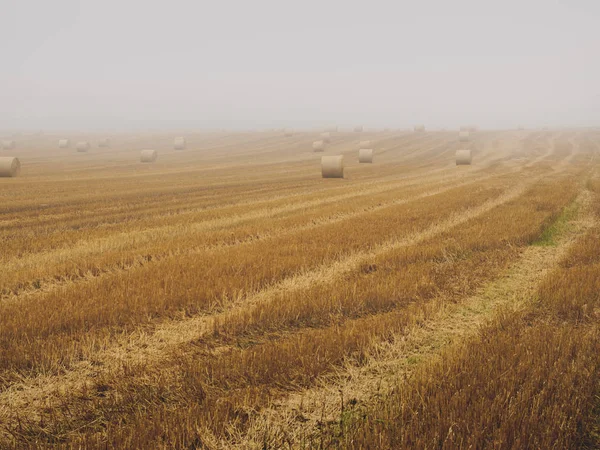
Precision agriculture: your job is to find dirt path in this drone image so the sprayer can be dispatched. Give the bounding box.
[230,188,596,449]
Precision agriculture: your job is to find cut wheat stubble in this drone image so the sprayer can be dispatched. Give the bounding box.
[0,167,506,306]
[0,171,551,432]
[1,162,501,295]
[0,132,574,438]
[232,188,597,449]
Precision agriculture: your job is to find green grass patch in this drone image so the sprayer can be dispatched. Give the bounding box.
[533,202,579,247]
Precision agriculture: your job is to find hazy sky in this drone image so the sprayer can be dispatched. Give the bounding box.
[2,0,599,130]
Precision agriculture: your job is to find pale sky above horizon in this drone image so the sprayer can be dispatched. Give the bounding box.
[1,0,599,130]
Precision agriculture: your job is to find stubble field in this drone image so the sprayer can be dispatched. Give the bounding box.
[0,128,599,449]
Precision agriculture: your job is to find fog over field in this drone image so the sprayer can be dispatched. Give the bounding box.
[2,0,600,130]
[3,3,600,447]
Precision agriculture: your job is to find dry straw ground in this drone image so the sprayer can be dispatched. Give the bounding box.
[0,129,598,449]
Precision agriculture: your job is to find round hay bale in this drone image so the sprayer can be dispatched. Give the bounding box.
[359,140,371,149]
[76,141,90,152]
[313,140,325,152]
[0,157,21,177]
[456,149,472,165]
[321,155,344,178]
[98,138,110,148]
[459,131,470,142]
[284,130,294,137]
[354,126,363,132]
[320,132,331,143]
[461,125,478,132]
[58,139,70,148]
[174,137,186,150]
[140,149,158,163]
[358,148,374,163]
[414,125,425,132]
[1,140,16,150]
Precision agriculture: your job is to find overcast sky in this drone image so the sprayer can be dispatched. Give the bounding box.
[1,0,599,130]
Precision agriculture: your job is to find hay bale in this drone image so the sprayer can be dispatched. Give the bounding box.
[354,126,363,132]
[321,132,331,143]
[414,125,425,132]
[98,138,110,148]
[0,157,21,177]
[321,155,344,178]
[140,149,158,163]
[284,130,294,137]
[358,148,374,163]
[459,131,470,142]
[58,139,70,148]
[174,137,186,150]
[1,140,16,150]
[76,141,90,152]
[359,140,371,149]
[461,125,478,132]
[456,149,472,165]
[313,140,325,152]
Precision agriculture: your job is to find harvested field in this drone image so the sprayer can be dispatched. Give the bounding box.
[0,129,599,449]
